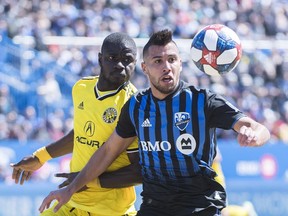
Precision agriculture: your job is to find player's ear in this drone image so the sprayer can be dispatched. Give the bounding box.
[98,53,102,67]
[179,59,183,73]
[141,61,148,75]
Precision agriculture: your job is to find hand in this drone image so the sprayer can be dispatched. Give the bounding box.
[10,155,43,185]
[237,126,259,147]
[39,187,73,213]
[56,172,88,192]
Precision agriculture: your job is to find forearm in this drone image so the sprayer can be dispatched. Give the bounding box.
[99,163,142,188]
[67,142,118,194]
[46,130,74,158]
[66,131,136,194]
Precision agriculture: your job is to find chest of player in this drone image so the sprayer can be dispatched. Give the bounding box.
[135,94,207,156]
[73,93,126,141]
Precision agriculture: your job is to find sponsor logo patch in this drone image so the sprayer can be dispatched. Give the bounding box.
[176,133,196,155]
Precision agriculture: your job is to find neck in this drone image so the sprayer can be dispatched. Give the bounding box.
[151,90,170,100]
[151,81,181,100]
[97,78,125,91]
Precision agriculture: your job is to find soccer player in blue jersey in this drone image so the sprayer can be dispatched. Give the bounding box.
[39,29,270,216]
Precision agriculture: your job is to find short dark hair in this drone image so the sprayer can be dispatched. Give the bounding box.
[101,32,137,55]
[143,29,175,58]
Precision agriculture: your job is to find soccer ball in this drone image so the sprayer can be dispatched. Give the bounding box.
[190,24,242,76]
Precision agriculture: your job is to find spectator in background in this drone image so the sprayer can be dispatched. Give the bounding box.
[0,146,16,182]
[22,106,45,140]
[0,84,15,115]
[46,108,65,141]
[0,114,9,140]
[6,110,27,143]
[37,70,62,112]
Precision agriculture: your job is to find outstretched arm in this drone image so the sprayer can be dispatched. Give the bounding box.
[10,130,74,185]
[39,130,136,213]
[233,116,270,147]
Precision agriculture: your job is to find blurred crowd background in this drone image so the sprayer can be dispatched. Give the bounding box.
[1,0,288,183]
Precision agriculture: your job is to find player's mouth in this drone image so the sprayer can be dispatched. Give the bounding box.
[161,75,173,83]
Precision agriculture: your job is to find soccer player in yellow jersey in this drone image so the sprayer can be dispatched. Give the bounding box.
[11,32,142,216]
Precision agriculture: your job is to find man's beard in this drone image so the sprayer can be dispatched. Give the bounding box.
[151,81,177,95]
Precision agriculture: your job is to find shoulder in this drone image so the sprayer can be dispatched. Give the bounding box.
[120,87,150,109]
[75,76,98,85]
[133,87,150,101]
[82,76,98,81]
[137,87,150,95]
[180,82,221,105]
[73,76,97,89]
[123,81,138,96]
[182,81,211,95]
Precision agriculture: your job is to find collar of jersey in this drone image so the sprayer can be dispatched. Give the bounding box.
[95,81,129,100]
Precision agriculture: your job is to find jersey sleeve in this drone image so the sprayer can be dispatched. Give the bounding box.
[116,98,137,138]
[205,89,246,129]
[126,137,139,153]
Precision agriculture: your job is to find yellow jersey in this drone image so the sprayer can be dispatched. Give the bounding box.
[68,76,139,215]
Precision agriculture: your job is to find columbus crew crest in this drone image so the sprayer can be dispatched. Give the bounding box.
[103,107,118,123]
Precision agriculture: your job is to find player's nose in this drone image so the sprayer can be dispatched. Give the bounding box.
[162,61,172,72]
[115,61,125,69]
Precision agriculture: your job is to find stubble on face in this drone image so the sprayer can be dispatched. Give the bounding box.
[150,76,177,95]
[143,43,182,98]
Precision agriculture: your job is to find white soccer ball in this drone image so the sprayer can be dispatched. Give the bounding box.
[191,24,242,76]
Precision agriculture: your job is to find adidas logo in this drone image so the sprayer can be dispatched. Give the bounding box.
[204,52,215,64]
[141,118,152,127]
[78,102,84,110]
[214,191,221,200]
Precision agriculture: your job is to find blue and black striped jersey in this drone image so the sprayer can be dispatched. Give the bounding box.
[116,81,245,183]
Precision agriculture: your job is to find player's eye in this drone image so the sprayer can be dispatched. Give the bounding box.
[108,56,114,61]
[168,57,177,63]
[123,57,134,63]
[154,59,162,64]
